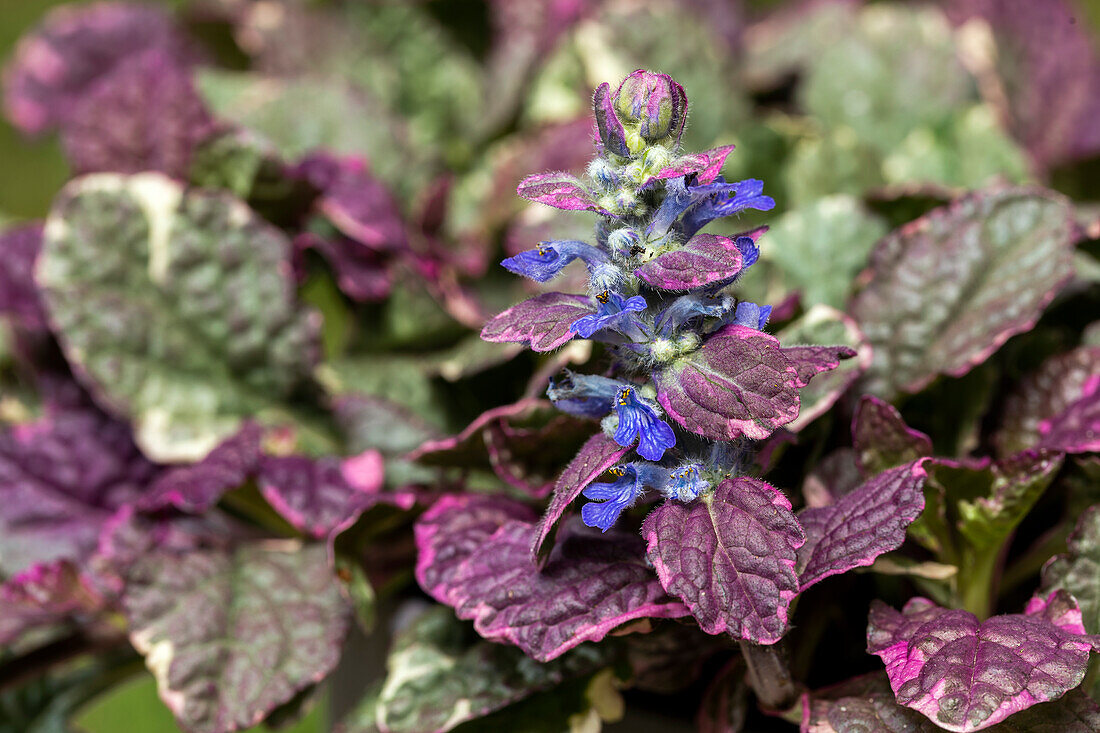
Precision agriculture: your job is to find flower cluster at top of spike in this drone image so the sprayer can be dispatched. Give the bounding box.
[488,69,779,531]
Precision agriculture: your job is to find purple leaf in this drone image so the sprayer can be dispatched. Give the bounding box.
[1036,378,1100,454]
[415,494,538,605]
[654,325,802,441]
[123,541,350,733]
[852,396,933,476]
[634,234,744,290]
[480,292,592,352]
[294,231,392,303]
[140,424,264,513]
[0,223,47,331]
[867,591,1100,731]
[258,450,394,540]
[997,346,1100,456]
[292,153,407,251]
[516,171,602,213]
[0,559,103,644]
[797,461,929,591]
[3,2,198,135]
[803,448,864,509]
[945,0,1100,169]
[776,305,870,432]
[0,399,158,577]
[441,518,689,662]
[803,672,1100,732]
[641,477,805,643]
[531,432,630,560]
[644,145,737,188]
[850,187,1075,396]
[60,49,215,177]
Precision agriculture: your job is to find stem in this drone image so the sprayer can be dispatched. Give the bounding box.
[957,543,1001,620]
[739,640,800,712]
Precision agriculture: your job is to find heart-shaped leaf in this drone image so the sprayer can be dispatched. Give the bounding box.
[997,347,1100,456]
[852,396,933,476]
[642,477,805,643]
[634,234,743,290]
[867,591,1099,732]
[655,325,803,441]
[39,173,321,462]
[849,187,1075,397]
[123,541,350,733]
[530,432,630,560]
[481,292,591,352]
[797,461,928,591]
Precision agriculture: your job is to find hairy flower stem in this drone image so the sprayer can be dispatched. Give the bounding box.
[739,639,800,712]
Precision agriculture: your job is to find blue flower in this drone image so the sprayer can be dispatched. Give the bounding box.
[660,464,709,502]
[546,371,622,418]
[571,290,647,339]
[728,301,772,330]
[501,240,609,282]
[613,385,675,460]
[656,292,734,334]
[647,176,775,238]
[580,462,665,531]
[735,236,760,268]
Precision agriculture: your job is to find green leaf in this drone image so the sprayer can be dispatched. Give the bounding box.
[39,173,323,462]
[763,195,888,308]
[340,606,609,733]
[1043,505,1100,634]
[783,128,885,208]
[798,5,975,154]
[122,541,349,733]
[956,453,1064,551]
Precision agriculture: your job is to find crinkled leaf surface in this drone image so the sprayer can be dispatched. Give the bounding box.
[1042,505,1100,634]
[850,187,1075,397]
[634,234,743,290]
[763,195,888,308]
[123,541,349,733]
[655,325,802,441]
[480,292,590,352]
[39,173,320,462]
[0,399,157,576]
[531,432,630,560]
[867,592,1098,732]
[797,461,928,591]
[997,347,1100,455]
[2,2,197,135]
[956,451,1063,551]
[804,673,1100,732]
[431,517,688,662]
[416,494,538,605]
[0,559,102,644]
[853,395,933,476]
[642,477,804,642]
[776,305,868,432]
[365,606,607,733]
[0,223,46,331]
[61,48,215,177]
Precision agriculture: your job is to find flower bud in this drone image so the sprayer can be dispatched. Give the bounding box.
[612,69,687,146]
